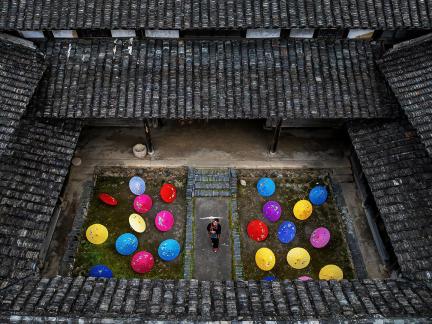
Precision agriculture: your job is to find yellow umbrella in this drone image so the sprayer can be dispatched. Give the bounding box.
[129,213,146,233]
[293,200,313,220]
[286,247,311,269]
[319,264,343,280]
[255,247,276,271]
[86,224,108,244]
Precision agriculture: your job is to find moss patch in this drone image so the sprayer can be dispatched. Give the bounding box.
[73,168,187,279]
[237,169,355,280]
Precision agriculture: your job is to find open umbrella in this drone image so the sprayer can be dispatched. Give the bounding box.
[286,247,311,269]
[129,176,146,195]
[133,194,153,213]
[131,251,154,273]
[115,233,138,256]
[160,183,177,203]
[262,201,282,222]
[86,224,108,244]
[293,200,313,220]
[98,193,118,206]
[255,247,276,271]
[319,264,343,280]
[247,219,269,242]
[155,210,174,232]
[129,213,146,233]
[310,227,330,248]
[277,221,296,244]
[257,178,276,197]
[309,185,328,206]
[89,265,113,278]
[158,239,181,261]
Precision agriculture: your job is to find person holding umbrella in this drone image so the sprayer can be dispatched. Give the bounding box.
[207,218,221,253]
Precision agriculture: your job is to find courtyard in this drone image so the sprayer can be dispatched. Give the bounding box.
[41,120,385,281]
[72,168,187,279]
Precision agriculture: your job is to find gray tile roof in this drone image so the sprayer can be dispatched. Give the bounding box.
[31,38,397,119]
[0,34,46,157]
[1,0,432,30]
[379,33,432,157]
[348,119,432,281]
[0,118,81,281]
[0,277,431,321]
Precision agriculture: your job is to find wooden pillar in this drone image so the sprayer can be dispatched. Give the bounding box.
[269,118,282,154]
[143,119,154,155]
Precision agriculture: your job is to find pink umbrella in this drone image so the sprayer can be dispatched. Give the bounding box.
[310,227,330,248]
[155,210,174,232]
[133,194,153,214]
[131,251,154,273]
[298,276,312,281]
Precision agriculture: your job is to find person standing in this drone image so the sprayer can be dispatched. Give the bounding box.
[207,219,221,253]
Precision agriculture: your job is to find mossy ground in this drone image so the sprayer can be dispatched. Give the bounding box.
[73,168,187,279]
[237,169,355,280]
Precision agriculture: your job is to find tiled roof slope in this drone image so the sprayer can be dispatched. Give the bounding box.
[0,118,81,281]
[0,1,431,30]
[379,33,432,157]
[0,35,46,157]
[348,120,432,281]
[1,277,432,321]
[31,38,397,119]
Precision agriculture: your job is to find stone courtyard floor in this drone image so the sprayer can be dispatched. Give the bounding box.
[42,120,387,279]
[194,198,232,281]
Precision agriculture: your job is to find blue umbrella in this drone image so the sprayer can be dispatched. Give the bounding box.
[88,265,113,278]
[309,185,328,206]
[257,178,276,197]
[158,239,181,261]
[129,176,146,195]
[277,221,296,244]
[115,233,138,256]
[263,276,277,282]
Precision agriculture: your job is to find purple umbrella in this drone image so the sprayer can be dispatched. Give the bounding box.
[262,201,282,222]
[310,227,331,248]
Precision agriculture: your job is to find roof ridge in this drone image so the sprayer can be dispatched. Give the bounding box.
[0,33,38,50]
[389,32,432,53]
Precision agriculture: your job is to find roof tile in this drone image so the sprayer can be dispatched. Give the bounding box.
[31,38,397,119]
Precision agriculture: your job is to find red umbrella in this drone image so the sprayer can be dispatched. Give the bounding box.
[98,193,118,206]
[247,219,269,242]
[160,183,177,203]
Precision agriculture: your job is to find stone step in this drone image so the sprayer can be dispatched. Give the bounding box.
[193,189,232,197]
[193,168,231,176]
[194,182,231,190]
[194,174,231,182]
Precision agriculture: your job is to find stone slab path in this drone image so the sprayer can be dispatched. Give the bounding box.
[193,197,232,280]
